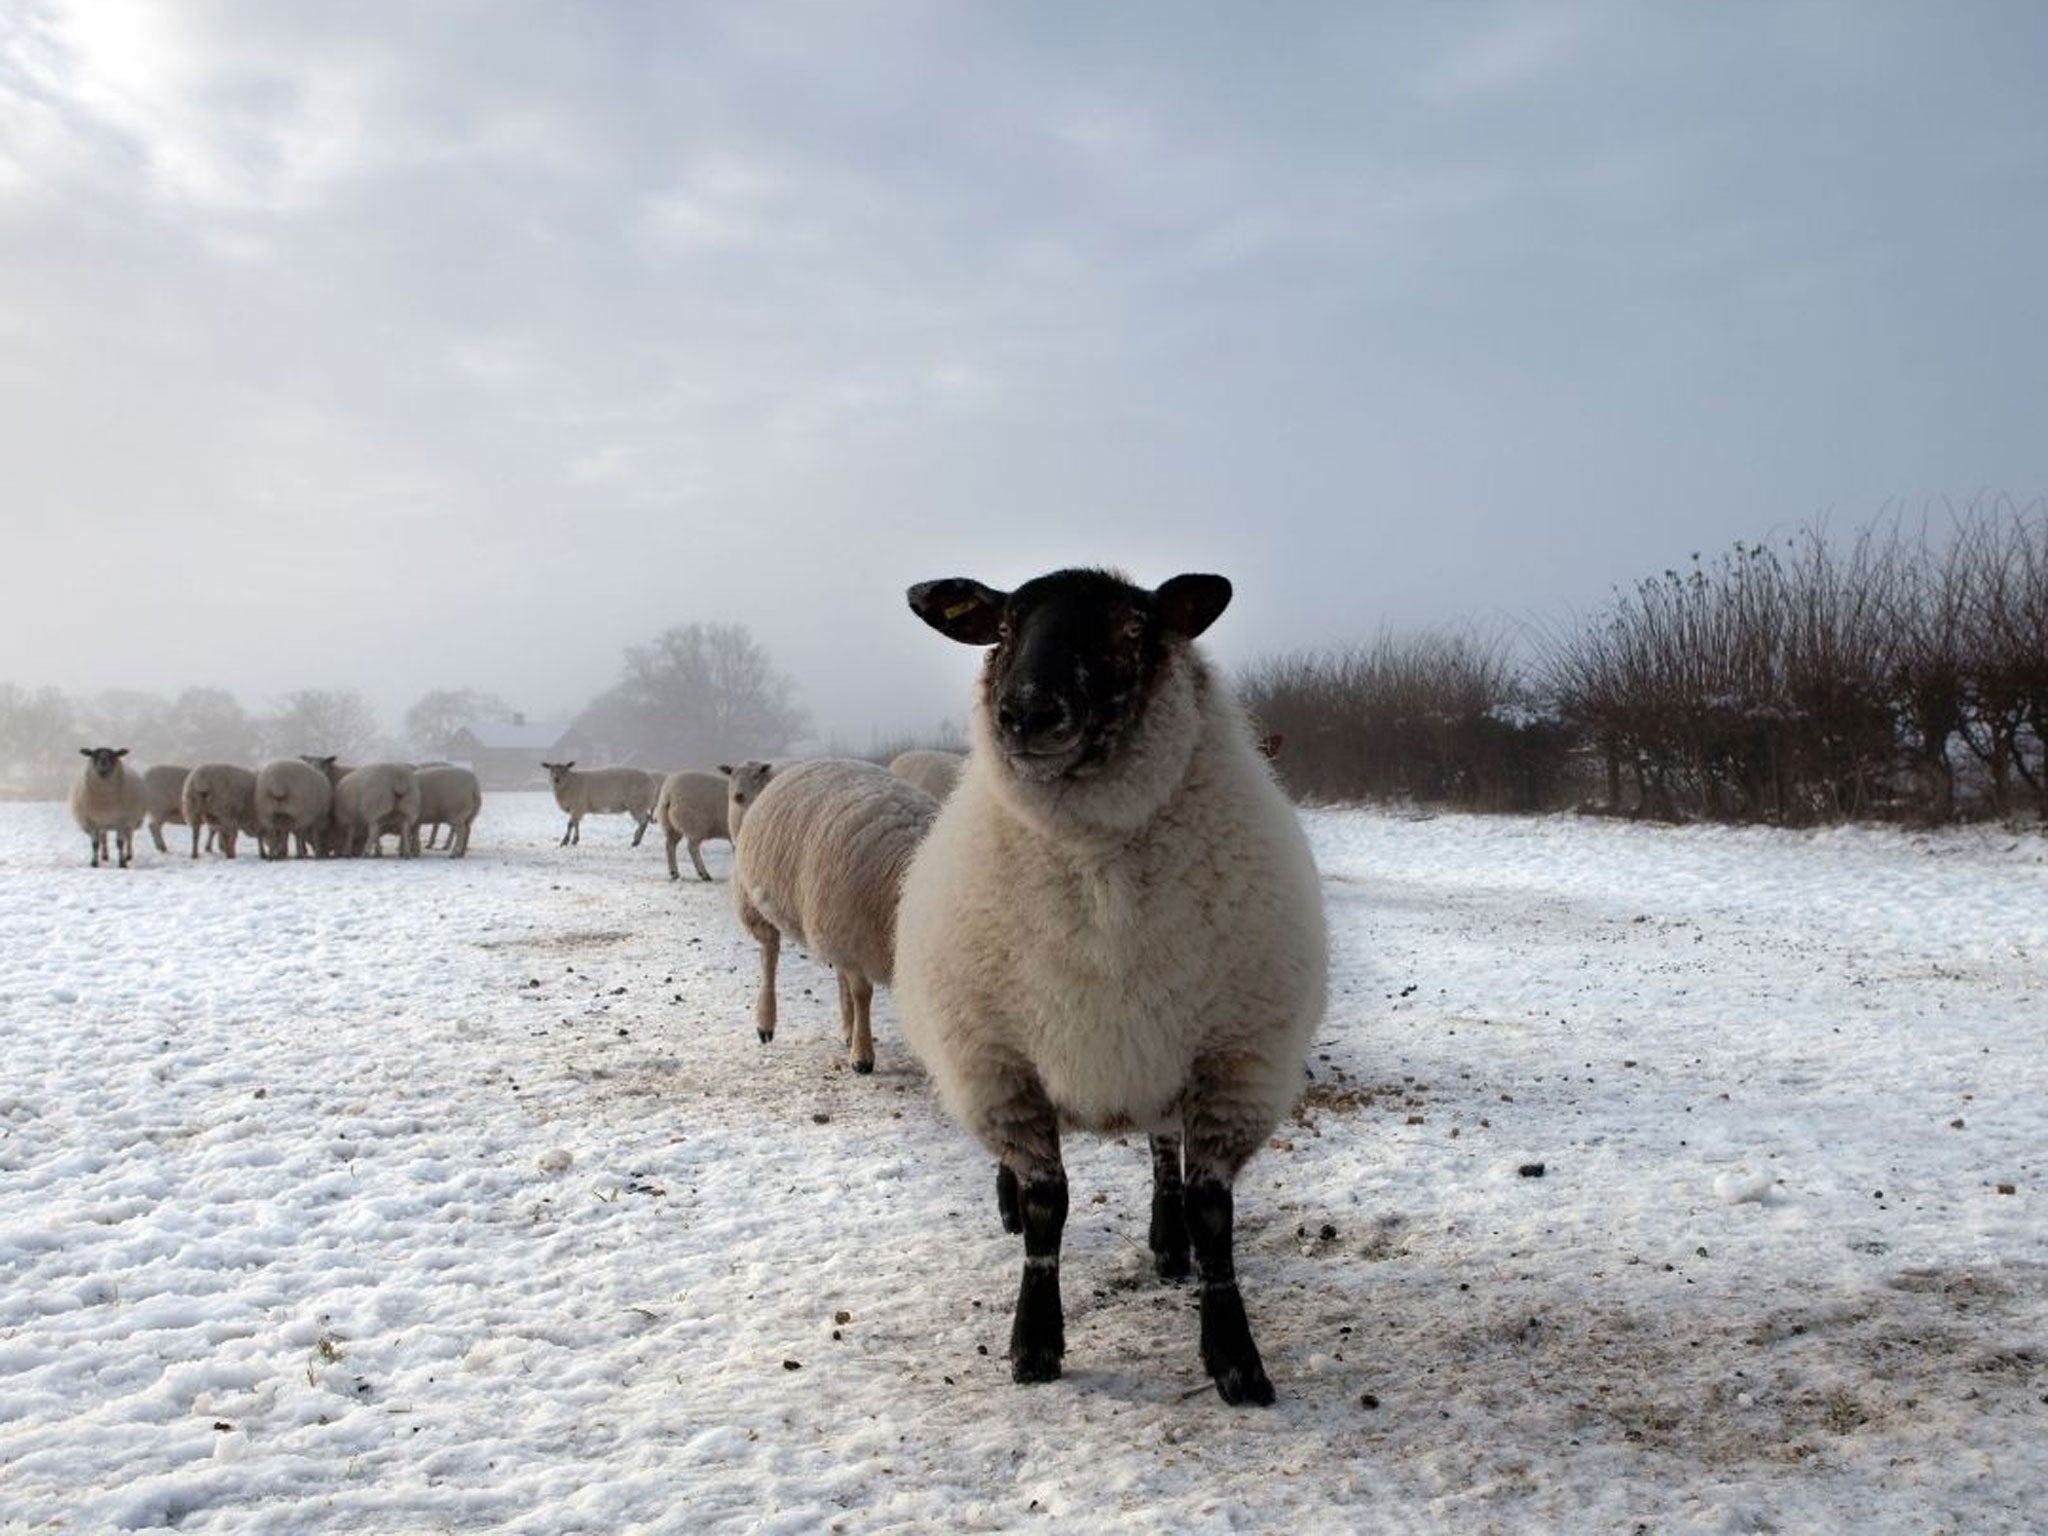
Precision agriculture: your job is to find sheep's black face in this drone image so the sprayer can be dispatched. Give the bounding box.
[908,568,1232,781]
[79,746,128,778]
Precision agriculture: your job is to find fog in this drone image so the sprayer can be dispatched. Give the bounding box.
[5,2,2046,753]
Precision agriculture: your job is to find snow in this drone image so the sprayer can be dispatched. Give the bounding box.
[3,794,2044,1534]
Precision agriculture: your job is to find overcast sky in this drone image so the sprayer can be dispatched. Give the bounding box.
[5,2,2046,746]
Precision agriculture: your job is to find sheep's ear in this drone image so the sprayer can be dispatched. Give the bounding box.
[909,579,1007,645]
[717,764,733,777]
[79,747,93,757]
[114,747,129,758]
[1155,574,1232,639]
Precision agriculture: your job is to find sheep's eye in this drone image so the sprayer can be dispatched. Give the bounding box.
[996,620,1012,641]
[1122,616,1144,641]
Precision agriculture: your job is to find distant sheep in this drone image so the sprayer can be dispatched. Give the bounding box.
[415,766,483,857]
[719,760,777,840]
[181,764,263,859]
[332,763,421,858]
[542,762,657,847]
[654,770,731,881]
[896,567,1327,1405]
[255,758,336,859]
[143,765,191,853]
[69,747,147,867]
[887,749,966,802]
[731,758,938,1074]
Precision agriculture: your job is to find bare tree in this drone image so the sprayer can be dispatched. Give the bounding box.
[575,622,807,767]
[79,689,175,761]
[259,689,383,761]
[1240,626,1567,811]
[405,688,515,760]
[162,687,259,765]
[0,683,78,797]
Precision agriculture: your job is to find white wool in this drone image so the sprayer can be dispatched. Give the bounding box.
[896,646,1327,1146]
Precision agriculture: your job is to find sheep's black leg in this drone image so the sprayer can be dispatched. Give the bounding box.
[1009,1163,1068,1384]
[1148,1134,1191,1281]
[995,1163,1021,1234]
[1184,1171,1272,1406]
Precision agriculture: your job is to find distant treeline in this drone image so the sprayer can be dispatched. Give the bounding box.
[1241,500,2048,824]
[0,685,398,800]
[0,623,813,800]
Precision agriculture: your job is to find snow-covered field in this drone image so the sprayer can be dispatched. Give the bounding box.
[2,793,2044,1535]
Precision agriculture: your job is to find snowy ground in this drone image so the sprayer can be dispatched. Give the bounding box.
[2,793,2044,1535]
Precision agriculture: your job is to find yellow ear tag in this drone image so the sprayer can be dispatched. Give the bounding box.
[942,598,981,620]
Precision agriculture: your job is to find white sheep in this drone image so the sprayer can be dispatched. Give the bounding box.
[730,757,938,1074]
[181,763,263,858]
[69,747,148,867]
[254,758,336,859]
[654,770,732,881]
[142,765,191,853]
[895,567,1327,1405]
[719,759,777,840]
[415,765,483,857]
[332,762,421,858]
[887,748,966,801]
[541,762,657,847]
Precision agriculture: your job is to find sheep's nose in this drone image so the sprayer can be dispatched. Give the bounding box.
[998,687,1074,749]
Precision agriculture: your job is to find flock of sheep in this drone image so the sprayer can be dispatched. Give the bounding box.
[66,752,484,865]
[62,568,1329,1408]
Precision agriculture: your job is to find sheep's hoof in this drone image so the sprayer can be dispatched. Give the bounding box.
[851,1057,874,1075]
[756,1029,773,1045]
[1210,1361,1276,1407]
[1009,1347,1063,1385]
[1153,1249,1192,1283]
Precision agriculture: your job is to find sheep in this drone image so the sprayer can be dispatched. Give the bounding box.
[887,748,967,802]
[894,567,1327,1406]
[181,763,263,858]
[69,747,148,867]
[331,762,421,858]
[414,765,482,857]
[719,759,777,840]
[730,758,938,1074]
[541,762,657,847]
[253,757,336,859]
[654,769,732,881]
[143,765,191,853]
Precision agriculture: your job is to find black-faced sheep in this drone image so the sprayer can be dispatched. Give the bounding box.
[730,758,938,1074]
[69,747,148,867]
[896,567,1327,1405]
[655,770,732,881]
[542,762,657,847]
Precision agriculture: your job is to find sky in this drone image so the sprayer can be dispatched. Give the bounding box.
[4,1,2046,746]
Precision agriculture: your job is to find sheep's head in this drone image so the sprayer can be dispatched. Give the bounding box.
[541,761,575,790]
[722,760,776,837]
[79,746,129,778]
[908,568,1230,783]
